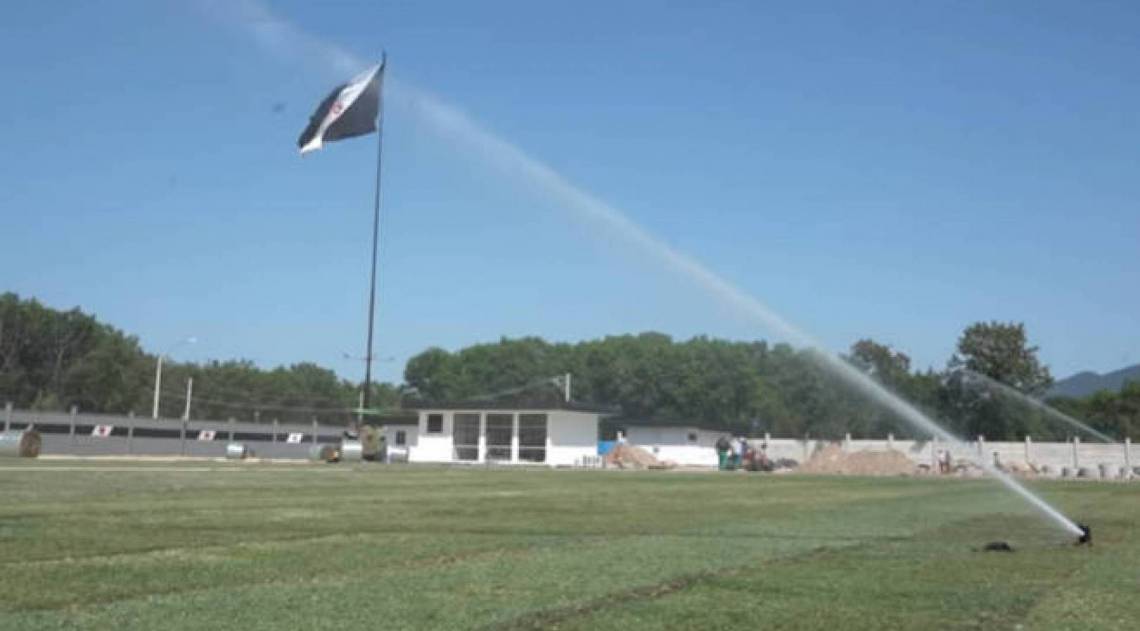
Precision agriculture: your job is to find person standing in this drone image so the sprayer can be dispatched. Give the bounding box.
[716,435,731,470]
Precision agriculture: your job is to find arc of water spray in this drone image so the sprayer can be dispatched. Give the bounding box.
[214,0,1084,538]
[402,92,1081,537]
[952,367,1115,443]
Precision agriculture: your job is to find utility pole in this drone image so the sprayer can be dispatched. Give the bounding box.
[152,355,164,419]
[182,377,193,421]
[180,377,192,457]
[563,373,571,402]
[152,336,196,419]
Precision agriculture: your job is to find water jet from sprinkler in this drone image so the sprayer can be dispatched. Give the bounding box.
[950,367,1115,443]
[213,0,1089,542]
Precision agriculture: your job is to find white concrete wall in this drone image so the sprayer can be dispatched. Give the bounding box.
[382,424,417,448]
[409,409,599,466]
[766,436,1134,475]
[618,430,1135,475]
[382,424,417,462]
[759,438,813,463]
[547,410,599,467]
[409,412,453,463]
[626,426,720,467]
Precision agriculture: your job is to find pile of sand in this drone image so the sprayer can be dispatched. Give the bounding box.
[605,444,675,470]
[798,443,915,476]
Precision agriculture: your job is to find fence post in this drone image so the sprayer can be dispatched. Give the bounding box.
[930,436,938,470]
[179,415,187,457]
[887,433,895,450]
[1072,436,1080,469]
[127,411,135,455]
[478,414,487,463]
[1024,435,1032,464]
[228,417,235,443]
[312,417,318,445]
[4,402,11,432]
[843,433,851,453]
[976,435,984,458]
[69,405,78,447]
[511,414,520,463]
[272,418,279,444]
[802,433,810,461]
[1125,437,1132,478]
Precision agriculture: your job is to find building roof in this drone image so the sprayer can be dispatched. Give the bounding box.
[605,417,738,433]
[364,411,419,426]
[405,400,617,414]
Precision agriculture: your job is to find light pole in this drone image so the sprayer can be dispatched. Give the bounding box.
[342,353,396,426]
[152,336,197,419]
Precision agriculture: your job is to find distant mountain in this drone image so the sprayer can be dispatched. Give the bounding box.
[1049,364,1140,398]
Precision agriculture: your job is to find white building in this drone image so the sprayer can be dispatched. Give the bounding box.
[379,419,418,462]
[623,424,729,467]
[407,402,607,466]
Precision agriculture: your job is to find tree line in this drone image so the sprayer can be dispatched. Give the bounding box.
[2,292,1136,439]
[403,324,1136,441]
[0,293,397,424]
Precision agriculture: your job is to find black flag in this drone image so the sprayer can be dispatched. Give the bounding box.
[297,62,383,154]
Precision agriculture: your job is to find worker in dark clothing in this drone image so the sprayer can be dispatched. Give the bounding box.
[716,435,731,470]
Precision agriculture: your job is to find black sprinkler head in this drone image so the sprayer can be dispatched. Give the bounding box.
[1076,523,1092,546]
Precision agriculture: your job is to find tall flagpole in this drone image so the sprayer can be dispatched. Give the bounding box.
[362,53,386,421]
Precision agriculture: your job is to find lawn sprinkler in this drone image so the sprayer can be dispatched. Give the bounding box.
[1076,523,1092,546]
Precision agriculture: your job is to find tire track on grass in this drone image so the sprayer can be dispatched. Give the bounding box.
[480,543,855,631]
[481,508,1064,631]
[2,533,618,614]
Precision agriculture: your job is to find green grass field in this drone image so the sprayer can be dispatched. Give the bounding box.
[1,461,1137,630]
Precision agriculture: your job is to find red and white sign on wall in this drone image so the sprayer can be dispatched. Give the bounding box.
[286,432,305,444]
[91,425,113,438]
[198,430,216,441]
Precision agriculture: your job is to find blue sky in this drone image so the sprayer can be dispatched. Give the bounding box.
[1,0,1137,384]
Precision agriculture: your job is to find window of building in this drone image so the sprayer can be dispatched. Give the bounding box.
[518,413,547,463]
[395,430,406,446]
[485,413,513,461]
[687,432,698,444]
[426,414,443,434]
[453,413,480,461]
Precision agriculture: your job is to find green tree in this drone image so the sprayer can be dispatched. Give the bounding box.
[950,321,1053,395]
[942,321,1054,439]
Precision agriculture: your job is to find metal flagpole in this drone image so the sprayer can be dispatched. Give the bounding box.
[361,53,387,423]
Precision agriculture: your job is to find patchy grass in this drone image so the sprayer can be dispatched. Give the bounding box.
[0,461,1136,629]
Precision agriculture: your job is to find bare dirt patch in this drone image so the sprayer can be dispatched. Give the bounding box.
[797,443,916,476]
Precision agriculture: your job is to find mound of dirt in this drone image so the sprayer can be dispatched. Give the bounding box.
[605,444,675,470]
[798,443,915,476]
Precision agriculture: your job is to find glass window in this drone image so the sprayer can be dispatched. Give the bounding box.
[426,414,443,433]
[453,413,480,461]
[518,414,547,463]
[687,432,698,443]
[395,430,406,446]
[485,413,513,461]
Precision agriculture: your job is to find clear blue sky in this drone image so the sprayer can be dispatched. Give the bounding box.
[2,0,1137,384]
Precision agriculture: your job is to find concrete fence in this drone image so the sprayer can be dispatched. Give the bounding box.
[2,403,345,460]
[752,431,1134,476]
